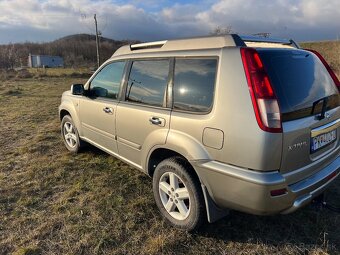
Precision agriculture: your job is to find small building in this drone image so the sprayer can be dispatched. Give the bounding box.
[28,54,64,68]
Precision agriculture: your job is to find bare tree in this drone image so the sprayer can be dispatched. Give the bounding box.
[0,44,20,69]
[210,26,233,35]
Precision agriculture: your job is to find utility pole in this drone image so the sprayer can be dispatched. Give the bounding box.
[94,14,100,68]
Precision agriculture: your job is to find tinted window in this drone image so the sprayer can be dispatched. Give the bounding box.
[259,49,339,120]
[126,60,169,107]
[90,61,125,99]
[174,59,217,112]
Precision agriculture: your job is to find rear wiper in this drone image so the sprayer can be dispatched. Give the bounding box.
[311,96,328,120]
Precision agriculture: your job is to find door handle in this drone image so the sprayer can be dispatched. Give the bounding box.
[149,117,163,126]
[103,107,113,114]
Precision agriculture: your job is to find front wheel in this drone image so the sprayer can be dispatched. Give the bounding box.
[152,157,205,231]
[61,115,83,153]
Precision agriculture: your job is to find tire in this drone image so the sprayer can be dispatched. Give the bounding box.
[61,115,83,153]
[152,157,205,231]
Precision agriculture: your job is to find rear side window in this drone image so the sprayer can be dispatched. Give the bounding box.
[126,60,169,107]
[173,58,217,112]
[90,61,125,99]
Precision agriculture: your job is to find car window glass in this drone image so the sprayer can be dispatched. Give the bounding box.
[259,50,339,120]
[126,60,169,107]
[174,59,217,112]
[90,61,125,99]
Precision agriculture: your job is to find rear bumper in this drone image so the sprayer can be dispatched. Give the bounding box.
[192,155,340,215]
[281,156,340,214]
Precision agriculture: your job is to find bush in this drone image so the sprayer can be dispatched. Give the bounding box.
[16,69,33,79]
[0,69,16,80]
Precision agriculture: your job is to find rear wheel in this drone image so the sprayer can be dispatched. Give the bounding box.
[152,157,205,231]
[61,115,83,153]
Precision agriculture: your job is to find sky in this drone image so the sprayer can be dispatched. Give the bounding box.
[0,0,339,44]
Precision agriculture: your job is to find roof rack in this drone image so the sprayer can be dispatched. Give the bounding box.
[130,40,167,50]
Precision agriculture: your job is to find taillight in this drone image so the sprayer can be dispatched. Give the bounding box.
[305,49,340,92]
[240,47,282,133]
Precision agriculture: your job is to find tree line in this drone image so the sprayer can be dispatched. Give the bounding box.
[0,34,137,69]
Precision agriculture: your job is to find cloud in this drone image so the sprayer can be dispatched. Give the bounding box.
[195,0,340,40]
[0,0,339,44]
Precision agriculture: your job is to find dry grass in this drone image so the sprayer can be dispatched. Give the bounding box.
[27,67,93,78]
[0,42,340,254]
[0,68,92,81]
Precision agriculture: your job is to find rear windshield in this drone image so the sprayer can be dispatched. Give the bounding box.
[258,49,339,121]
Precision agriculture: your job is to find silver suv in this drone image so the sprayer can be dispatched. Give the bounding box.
[59,35,340,230]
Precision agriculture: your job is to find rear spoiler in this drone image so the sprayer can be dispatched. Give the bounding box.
[239,35,300,49]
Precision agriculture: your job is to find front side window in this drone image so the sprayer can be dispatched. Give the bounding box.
[173,58,217,112]
[126,60,170,107]
[90,61,125,99]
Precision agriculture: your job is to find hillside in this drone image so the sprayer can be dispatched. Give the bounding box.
[55,34,126,44]
[0,34,139,68]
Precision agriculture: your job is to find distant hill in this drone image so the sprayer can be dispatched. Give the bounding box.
[0,34,139,68]
[55,34,129,44]
[56,34,105,42]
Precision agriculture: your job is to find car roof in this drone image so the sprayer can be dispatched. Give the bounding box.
[111,34,299,58]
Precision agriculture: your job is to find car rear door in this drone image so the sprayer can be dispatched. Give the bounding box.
[115,59,171,168]
[259,49,340,181]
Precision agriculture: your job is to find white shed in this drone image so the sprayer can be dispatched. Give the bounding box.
[28,54,64,68]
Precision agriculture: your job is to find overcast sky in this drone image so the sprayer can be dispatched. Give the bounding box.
[0,0,339,44]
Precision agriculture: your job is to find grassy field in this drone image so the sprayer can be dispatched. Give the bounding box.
[0,42,340,255]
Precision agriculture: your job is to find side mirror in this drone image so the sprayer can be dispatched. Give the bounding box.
[71,84,84,95]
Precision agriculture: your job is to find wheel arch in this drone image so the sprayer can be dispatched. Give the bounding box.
[59,99,82,135]
[146,147,203,187]
[60,109,70,120]
[144,130,211,176]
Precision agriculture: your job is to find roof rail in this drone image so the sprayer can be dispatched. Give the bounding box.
[130,40,167,50]
[113,35,240,57]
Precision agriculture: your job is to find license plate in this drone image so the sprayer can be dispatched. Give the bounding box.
[311,129,337,153]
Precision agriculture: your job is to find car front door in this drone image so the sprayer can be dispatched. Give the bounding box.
[79,61,126,154]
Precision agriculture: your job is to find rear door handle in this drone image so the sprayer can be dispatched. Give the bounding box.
[103,107,113,114]
[149,117,165,126]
